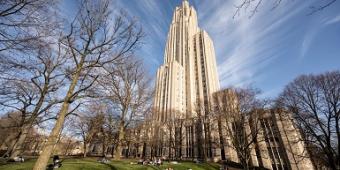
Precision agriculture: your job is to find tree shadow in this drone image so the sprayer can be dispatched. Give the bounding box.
[103,163,117,170]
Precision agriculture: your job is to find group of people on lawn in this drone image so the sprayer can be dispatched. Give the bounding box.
[138,157,163,166]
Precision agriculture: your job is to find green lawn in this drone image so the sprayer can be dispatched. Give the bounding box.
[0,158,221,170]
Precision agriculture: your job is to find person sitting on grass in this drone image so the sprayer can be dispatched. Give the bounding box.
[9,156,24,163]
[53,155,62,168]
[152,158,156,166]
[97,156,109,163]
[156,158,162,166]
[142,159,150,165]
[138,159,144,164]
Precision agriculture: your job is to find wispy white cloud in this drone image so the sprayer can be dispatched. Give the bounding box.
[194,0,310,89]
[114,0,171,71]
[111,0,340,98]
[300,28,319,60]
[260,86,281,99]
[325,14,340,25]
[299,9,340,60]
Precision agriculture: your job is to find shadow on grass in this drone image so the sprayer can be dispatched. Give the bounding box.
[103,163,118,170]
[0,157,221,170]
[199,163,219,170]
[146,165,161,170]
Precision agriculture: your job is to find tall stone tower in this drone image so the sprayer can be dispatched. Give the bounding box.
[146,1,316,167]
[153,0,220,122]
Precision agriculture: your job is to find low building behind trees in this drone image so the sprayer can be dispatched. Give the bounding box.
[0,113,82,157]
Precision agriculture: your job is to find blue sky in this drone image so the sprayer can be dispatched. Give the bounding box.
[61,0,340,98]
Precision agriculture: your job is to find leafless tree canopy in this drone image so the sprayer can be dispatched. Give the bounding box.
[0,0,59,52]
[0,0,145,167]
[96,57,153,160]
[71,105,107,157]
[277,71,340,169]
[2,0,144,168]
[213,87,269,169]
[233,0,338,18]
[0,3,64,157]
[0,41,66,159]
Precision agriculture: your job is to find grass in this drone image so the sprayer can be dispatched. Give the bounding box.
[0,157,221,170]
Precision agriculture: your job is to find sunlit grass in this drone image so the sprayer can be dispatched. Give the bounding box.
[0,157,221,170]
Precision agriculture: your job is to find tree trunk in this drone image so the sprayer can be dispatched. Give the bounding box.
[326,152,337,170]
[126,142,130,158]
[33,101,70,170]
[102,142,106,157]
[1,133,20,157]
[244,162,250,170]
[83,142,87,158]
[217,118,226,160]
[196,118,204,160]
[142,142,146,159]
[335,113,340,169]
[1,132,18,150]
[114,121,125,160]
[111,145,114,158]
[9,125,30,159]
[10,82,50,159]
[12,81,50,158]
[64,140,71,156]
[169,126,172,159]
[33,61,83,170]
[33,141,40,155]
[240,157,250,170]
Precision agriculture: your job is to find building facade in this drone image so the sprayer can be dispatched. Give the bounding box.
[153,0,220,122]
[151,0,220,162]
[149,1,315,170]
[213,89,314,169]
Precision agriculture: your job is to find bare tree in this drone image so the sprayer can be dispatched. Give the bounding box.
[213,87,268,169]
[97,57,152,160]
[0,112,49,157]
[52,119,80,156]
[277,71,340,169]
[130,116,154,159]
[162,112,179,160]
[0,41,66,159]
[141,115,155,159]
[193,100,210,160]
[233,0,338,18]
[0,0,59,52]
[72,106,106,157]
[103,111,120,157]
[33,0,143,168]
[0,0,63,160]
[0,112,22,152]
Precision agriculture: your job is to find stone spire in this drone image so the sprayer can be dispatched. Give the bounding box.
[153,0,220,121]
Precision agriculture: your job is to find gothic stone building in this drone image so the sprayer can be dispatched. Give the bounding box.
[149,1,314,170]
